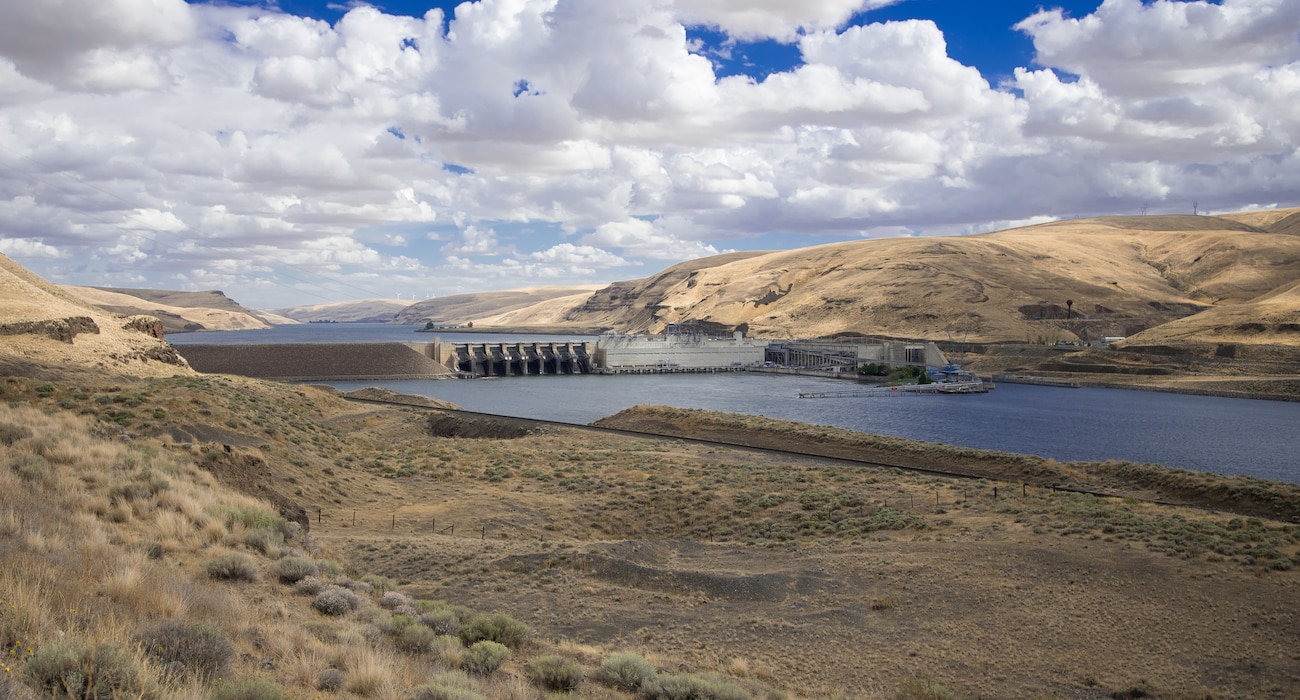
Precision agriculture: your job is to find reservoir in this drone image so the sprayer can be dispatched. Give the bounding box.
[170,325,1300,484]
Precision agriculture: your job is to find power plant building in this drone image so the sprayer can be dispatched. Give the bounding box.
[595,332,769,373]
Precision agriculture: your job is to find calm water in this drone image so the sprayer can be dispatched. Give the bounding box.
[168,325,1300,483]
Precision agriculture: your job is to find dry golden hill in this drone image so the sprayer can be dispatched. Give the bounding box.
[391,285,606,327]
[63,286,275,334]
[272,298,415,323]
[0,254,191,379]
[483,209,1300,348]
[548,209,1300,346]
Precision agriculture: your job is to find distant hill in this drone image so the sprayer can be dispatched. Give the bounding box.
[64,286,275,334]
[273,299,415,324]
[0,256,192,378]
[482,209,1300,349]
[391,286,605,326]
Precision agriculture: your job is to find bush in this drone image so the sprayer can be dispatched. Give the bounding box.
[597,652,656,691]
[459,612,528,649]
[24,640,150,699]
[134,619,233,681]
[396,624,439,654]
[276,556,317,584]
[640,673,750,700]
[312,586,360,616]
[244,528,283,556]
[461,641,510,676]
[381,591,414,609]
[212,676,287,700]
[9,454,51,484]
[317,668,344,691]
[410,670,485,700]
[206,553,258,582]
[419,608,462,637]
[295,575,326,596]
[0,422,32,445]
[530,654,583,692]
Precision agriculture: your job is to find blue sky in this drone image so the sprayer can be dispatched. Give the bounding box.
[0,0,1295,309]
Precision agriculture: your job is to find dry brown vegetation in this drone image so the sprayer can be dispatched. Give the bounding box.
[2,370,1297,698]
[467,209,1300,353]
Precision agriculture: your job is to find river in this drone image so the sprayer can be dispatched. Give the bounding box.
[169,325,1300,483]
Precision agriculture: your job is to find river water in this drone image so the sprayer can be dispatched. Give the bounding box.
[169,325,1300,483]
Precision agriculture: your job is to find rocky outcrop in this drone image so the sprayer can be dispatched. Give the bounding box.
[0,316,100,343]
[123,315,165,339]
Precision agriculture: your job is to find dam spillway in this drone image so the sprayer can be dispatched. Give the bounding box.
[449,341,594,376]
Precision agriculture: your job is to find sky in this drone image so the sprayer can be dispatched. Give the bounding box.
[0,0,1297,310]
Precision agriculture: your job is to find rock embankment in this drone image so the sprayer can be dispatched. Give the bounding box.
[177,343,451,381]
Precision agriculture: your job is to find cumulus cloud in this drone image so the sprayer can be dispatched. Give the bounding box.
[0,0,1295,308]
[676,0,900,41]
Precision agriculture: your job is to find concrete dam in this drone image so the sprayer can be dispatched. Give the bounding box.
[441,340,594,376]
[177,340,595,381]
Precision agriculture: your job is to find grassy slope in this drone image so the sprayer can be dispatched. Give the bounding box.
[3,372,1299,698]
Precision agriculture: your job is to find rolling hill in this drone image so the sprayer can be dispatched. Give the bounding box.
[0,255,192,378]
[62,286,277,334]
[390,285,606,327]
[272,298,416,323]
[513,209,1300,348]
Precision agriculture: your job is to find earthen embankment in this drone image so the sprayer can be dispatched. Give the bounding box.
[176,342,451,381]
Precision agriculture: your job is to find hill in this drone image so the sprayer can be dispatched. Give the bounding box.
[63,286,276,334]
[0,254,191,379]
[391,286,606,327]
[545,211,1300,347]
[273,299,416,324]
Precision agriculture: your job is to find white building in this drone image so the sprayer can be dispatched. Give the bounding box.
[595,332,768,372]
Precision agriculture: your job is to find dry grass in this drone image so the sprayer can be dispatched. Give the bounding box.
[1,372,1297,699]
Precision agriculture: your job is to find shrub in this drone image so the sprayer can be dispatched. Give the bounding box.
[381,591,414,610]
[276,556,317,584]
[431,635,465,669]
[419,608,462,637]
[459,612,528,649]
[244,528,284,556]
[316,559,345,577]
[295,575,326,596]
[597,652,655,691]
[9,454,51,484]
[640,673,750,700]
[461,641,510,676]
[0,422,32,445]
[211,676,287,700]
[317,668,345,692]
[530,654,583,692]
[410,670,485,700]
[312,586,360,616]
[362,574,393,594]
[134,619,233,681]
[24,640,150,699]
[206,553,258,582]
[396,624,439,654]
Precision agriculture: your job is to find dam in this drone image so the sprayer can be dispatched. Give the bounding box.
[436,340,594,376]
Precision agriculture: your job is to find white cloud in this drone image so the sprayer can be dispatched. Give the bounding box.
[0,0,196,91]
[0,238,66,259]
[585,218,721,260]
[0,0,1295,307]
[676,0,900,41]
